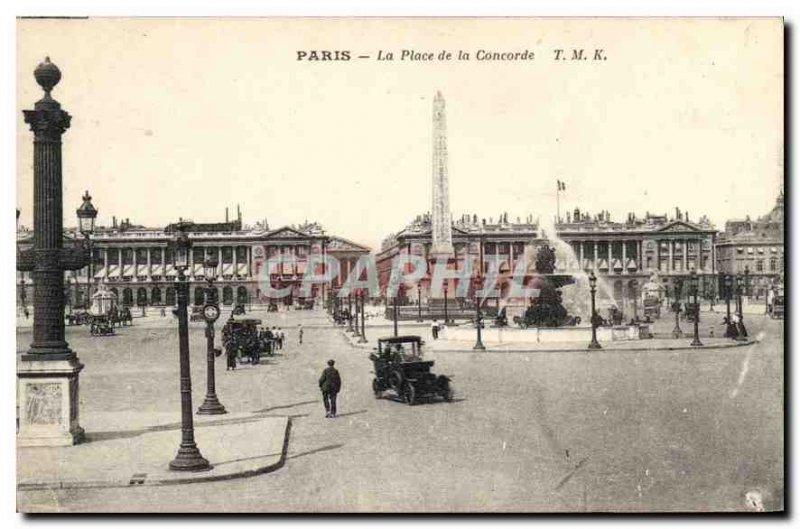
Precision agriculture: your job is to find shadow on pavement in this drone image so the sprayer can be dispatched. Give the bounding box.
[252,400,318,414]
[286,443,344,460]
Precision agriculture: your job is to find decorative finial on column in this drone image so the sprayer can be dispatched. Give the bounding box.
[34,56,61,99]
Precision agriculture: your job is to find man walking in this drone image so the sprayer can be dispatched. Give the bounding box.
[431,319,439,340]
[298,323,304,344]
[319,359,341,418]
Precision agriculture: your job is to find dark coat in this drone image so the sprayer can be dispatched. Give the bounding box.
[319,366,341,394]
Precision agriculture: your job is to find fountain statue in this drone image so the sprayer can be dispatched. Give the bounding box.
[513,244,581,328]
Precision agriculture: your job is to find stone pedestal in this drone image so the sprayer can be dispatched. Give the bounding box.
[17,358,85,447]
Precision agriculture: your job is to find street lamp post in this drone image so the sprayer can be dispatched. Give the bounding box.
[671,280,683,338]
[76,191,97,310]
[347,294,354,334]
[724,274,732,325]
[743,265,751,312]
[417,287,423,322]
[393,296,399,337]
[443,284,449,325]
[197,256,226,416]
[588,271,602,350]
[690,269,702,346]
[169,222,210,471]
[735,274,747,342]
[473,296,486,351]
[352,293,361,338]
[358,291,367,343]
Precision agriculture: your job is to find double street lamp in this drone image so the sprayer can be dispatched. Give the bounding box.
[76,191,97,310]
[197,256,226,416]
[168,222,210,472]
[588,271,602,350]
[689,269,702,347]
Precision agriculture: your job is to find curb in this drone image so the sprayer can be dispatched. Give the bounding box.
[430,340,757,354]
[17,418,290,492]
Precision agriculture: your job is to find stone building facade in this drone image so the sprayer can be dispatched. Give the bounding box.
[376,207,719,308]
[715,190,784,299]
[17,219,370,309]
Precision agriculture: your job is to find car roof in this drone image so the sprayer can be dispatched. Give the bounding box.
[377,335,423,344]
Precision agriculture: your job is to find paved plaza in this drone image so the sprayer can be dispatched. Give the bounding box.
[16,306,783,512]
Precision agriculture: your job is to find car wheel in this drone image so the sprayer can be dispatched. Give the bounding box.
[388,370,404,391]
[404,383,416,406]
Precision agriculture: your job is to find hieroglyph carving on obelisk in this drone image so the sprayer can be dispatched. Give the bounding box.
[430,91,454,257]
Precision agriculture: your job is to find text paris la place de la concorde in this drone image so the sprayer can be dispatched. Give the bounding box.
[295,48,607,62]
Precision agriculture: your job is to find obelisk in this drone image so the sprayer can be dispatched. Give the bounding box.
[430,91,454,257]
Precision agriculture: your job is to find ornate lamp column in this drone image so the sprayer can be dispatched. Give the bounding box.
[169,222,210,471]
[17,58,88,446]
[197,257,226,416]
[588,271,602,350]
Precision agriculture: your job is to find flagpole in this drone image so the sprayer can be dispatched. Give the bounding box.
[556,181,561,224]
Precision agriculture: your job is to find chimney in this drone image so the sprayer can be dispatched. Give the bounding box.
[112,216,117,228]
[237,204,241,223]
[225,207,229,223]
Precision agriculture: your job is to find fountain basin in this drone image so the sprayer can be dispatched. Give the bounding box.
[442,324,651,344]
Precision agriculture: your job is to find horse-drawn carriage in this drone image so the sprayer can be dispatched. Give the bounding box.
[190,306,205,322]
[65,310,91,326]
[89,314,115,336]
[369,335,453,405]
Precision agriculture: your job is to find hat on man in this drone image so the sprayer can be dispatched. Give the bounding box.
[327,359,335,366]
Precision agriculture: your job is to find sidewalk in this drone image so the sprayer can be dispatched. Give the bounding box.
[17,411,289,491]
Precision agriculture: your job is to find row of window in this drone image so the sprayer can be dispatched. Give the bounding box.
[105,286,250,306]
[94,246,251,266]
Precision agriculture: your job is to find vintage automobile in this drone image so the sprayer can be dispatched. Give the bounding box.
[89,315,115,336]
[222,318,268,363]
[369,335,453,405]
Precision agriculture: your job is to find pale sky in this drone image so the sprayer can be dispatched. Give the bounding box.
[16,18,783,250]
